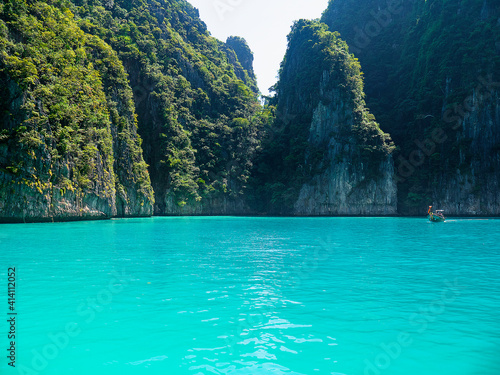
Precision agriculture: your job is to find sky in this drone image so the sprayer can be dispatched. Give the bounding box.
[186,0,330,95]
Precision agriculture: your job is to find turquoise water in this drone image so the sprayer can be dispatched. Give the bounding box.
[1,217,499,375]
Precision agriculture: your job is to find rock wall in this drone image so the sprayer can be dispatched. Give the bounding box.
[294,80,397,215]
[322,0,500,216]
[261,20,397,215]
[0,4,154,223]
[429,88,500,215]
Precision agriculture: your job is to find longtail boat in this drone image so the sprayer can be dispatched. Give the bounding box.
[428,206,445,222]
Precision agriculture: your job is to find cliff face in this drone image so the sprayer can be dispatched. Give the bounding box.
[292,72,397,215]
[76,0,262,217]
[294,100,396,215]
[0,2,154,222]
[253,20,396,215]
[322,0,500,215]
[162,195,253,216]
[423,86,500,216]
[2,0,497,221]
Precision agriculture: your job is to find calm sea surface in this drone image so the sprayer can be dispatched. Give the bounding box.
[1,217,499,375]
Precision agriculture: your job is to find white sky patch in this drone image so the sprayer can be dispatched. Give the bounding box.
[186,0,330,95]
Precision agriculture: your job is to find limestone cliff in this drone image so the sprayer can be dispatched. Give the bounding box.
[422,85,500,216]
[294,101,396,215]
[76,0,262,216]
[0,0,262,222]
[222,36,259,95]
[162,195,253,216]
[0,2,154,222]
[254,20,396,215]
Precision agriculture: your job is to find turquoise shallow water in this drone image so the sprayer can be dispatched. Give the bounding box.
[1,217,500,375]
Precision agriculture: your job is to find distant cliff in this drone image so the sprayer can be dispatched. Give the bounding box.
[251,20,396,215]
[222,36,259,95]
[427,84,500,215]
[322,0,500,215]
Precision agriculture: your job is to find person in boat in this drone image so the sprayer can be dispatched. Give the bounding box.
[428,206,432,215]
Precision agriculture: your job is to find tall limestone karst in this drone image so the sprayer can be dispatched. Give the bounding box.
[221,36,259,95]
[252,20,396,215]
[322,0,500,215]
[0,0,154,222]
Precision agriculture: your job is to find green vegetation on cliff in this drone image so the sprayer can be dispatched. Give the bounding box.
[0,0,263,220]
[73,0,262,213]
[223,36,258,95]
[3,0,495,220]
[0,0,153,220]
[251,19,393,213]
